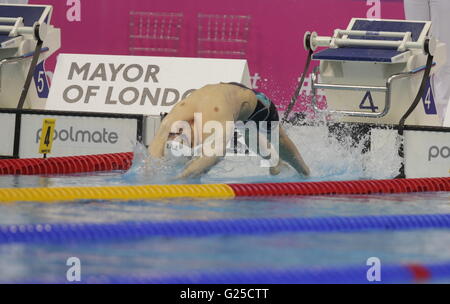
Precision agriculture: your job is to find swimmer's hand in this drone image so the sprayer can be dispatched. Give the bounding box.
[176,156,221,180]
[269,161,289,176]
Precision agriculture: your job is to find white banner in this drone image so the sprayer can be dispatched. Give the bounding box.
[18,114,138,158]
[444,102,450,127]
[46,54,251,115]
[404,130,450,178]
[0,113,16,156]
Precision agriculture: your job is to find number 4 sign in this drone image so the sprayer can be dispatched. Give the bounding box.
[359,91,379,113]
[422,77,437,115]
[39,119,56,158]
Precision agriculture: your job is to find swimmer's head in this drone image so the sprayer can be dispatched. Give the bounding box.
[168,131,182,142]
[166,119,195,147]
[165,138,193,158]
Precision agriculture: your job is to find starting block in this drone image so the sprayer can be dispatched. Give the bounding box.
[305,18,447,126]
[0,4,60,109]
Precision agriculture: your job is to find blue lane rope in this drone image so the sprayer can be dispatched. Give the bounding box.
[1,214,450,244]
[13,262,450,284]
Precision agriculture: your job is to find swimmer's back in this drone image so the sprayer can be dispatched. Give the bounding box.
[176,83,256,120]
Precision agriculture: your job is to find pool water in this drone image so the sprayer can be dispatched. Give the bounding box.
[0,124,448,283]
[0,191,448,283]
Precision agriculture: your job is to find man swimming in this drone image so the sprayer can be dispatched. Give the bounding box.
[149,82,310,179]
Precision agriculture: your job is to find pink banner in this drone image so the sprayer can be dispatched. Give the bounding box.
[30,0,404,112]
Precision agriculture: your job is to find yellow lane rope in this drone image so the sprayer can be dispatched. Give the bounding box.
[0,184,236,203]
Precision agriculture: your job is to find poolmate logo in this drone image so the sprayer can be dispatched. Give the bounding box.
[36,127,119,144]
[428,145,450,161]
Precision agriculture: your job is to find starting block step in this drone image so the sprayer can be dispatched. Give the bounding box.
[313,47,408,63]
[306,18,446,126]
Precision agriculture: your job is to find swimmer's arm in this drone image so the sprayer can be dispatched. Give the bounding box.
[255,131,283,175]
[279,127,310,176]
[177,120,233,179]
[177,125,231,179]
[149,119,173,158]
[176,156,221,179]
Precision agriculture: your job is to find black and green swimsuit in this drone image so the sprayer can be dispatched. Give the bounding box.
[227,82,279,128]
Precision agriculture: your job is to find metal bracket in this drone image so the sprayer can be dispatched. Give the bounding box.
[0,17,47,41]
[0,47,49,93]
[311,64,434,118]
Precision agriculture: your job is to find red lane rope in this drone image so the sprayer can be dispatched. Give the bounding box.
[406,264,432,282]
[0,153,448,198]
[229,178,450,197]
[0,153,133,175]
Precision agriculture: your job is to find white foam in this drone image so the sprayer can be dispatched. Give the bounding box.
[130,120,402,183]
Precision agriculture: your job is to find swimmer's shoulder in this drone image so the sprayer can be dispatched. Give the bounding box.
[189,83,223,95]
[191,83,256,103]
[199,83,224,89]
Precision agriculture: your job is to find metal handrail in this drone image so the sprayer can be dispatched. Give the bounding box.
[311,63,435,118]
[0,47,49,92]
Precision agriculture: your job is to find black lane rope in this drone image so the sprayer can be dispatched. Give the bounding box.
[396,53,434,179]
[12,25,44,158]
[282,47,314,125]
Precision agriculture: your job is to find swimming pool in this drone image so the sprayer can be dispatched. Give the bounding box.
[0,177,448,284]
[0,125,449,284]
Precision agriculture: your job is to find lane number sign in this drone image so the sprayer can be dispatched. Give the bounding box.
[39,118,56,157]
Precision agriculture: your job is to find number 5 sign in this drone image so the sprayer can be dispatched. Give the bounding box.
[34,62,50,99]
[39,118,56,157]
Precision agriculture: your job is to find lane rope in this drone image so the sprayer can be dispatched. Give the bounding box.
[0,184,235,203]
[1,214,449,244]
[13,262,450,284]
[0,153,133,175]
[0,177,447,203]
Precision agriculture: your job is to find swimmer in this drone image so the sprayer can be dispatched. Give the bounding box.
[149,82,310,179]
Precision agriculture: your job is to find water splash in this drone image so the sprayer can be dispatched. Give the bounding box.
[124,117,402,184]
[0,119,403,189]
[122,142,189,184]
[285,121,402,182]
